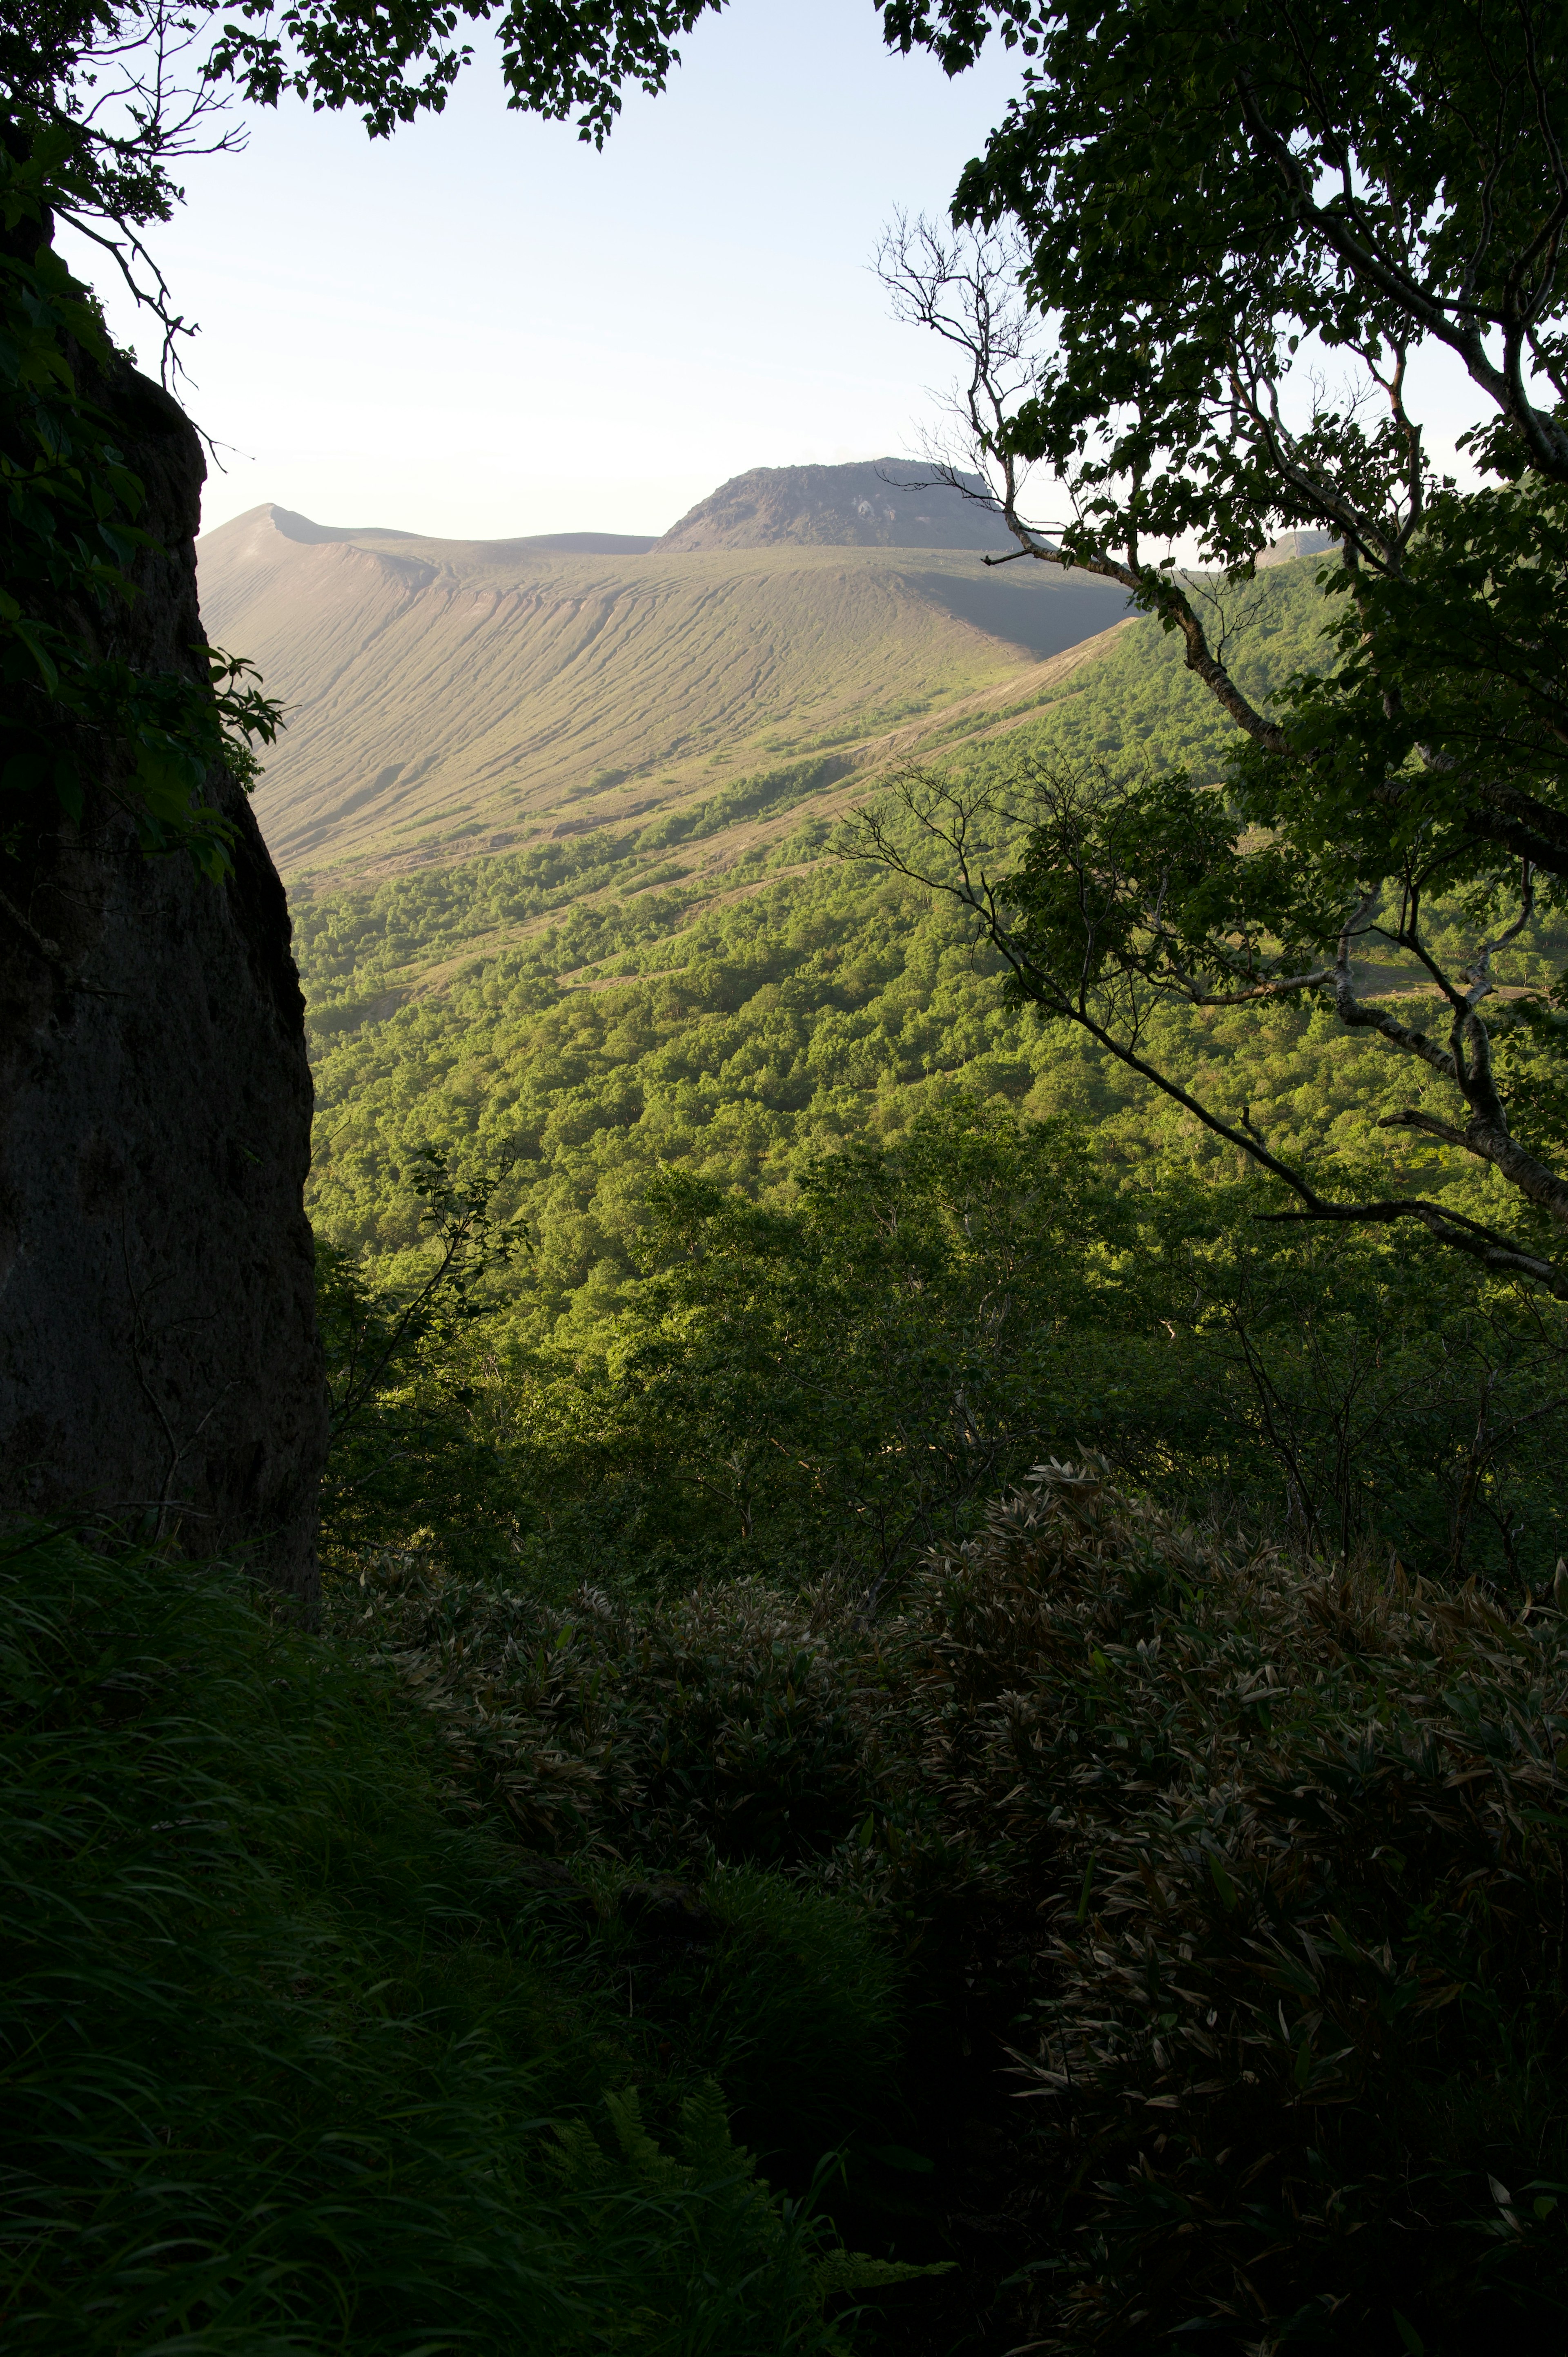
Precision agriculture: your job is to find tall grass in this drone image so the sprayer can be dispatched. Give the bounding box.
[0,1528,876,2353]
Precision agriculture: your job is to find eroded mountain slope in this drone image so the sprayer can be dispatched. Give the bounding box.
[198,503,1129,882]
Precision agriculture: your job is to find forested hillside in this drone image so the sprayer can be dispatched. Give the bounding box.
[296,552,1568,1605]
[16,0,1568,2348]
[267,543,1568,2355]
[302,551,1553,1304]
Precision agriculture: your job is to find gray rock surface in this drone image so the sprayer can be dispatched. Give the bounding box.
[0,355,326,1602]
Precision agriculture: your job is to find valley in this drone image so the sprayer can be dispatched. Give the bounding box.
[194,466,1517,1320]
[16,9,1568,2347]
[196,481,1129,881]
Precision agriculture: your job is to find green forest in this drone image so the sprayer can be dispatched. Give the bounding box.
[299,560,1568,1600]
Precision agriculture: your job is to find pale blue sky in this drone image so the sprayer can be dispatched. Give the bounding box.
[64,2,1027,540]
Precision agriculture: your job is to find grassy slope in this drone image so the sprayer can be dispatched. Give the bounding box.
[2,1527,929,2353]
[198,506,1130,880]
[290,556,1339,1024]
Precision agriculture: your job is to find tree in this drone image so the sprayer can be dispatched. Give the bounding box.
[316,1144,525,1570]
[873,2,1568,1293]
[8,1,729,263]
[592,1102,1111,1589]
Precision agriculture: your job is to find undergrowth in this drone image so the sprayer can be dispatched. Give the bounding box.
[0,1527,931,2352]
[15,1473,1568,2350]
[343,1466,1568,2352]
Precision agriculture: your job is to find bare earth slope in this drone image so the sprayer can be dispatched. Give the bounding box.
[198,502,1128,884]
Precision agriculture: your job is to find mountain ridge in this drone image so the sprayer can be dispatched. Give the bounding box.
[197,494,1129,881]
[261,505,659,557]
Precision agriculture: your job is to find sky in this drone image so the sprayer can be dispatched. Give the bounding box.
[61,2,1029,542]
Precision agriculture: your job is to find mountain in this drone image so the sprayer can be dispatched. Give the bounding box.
[196,498,1129,883]
[257,508,657,556]
[1257,529,1336,567]
[653,458,1010,551]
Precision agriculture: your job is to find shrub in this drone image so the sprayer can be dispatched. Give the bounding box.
[352,1563,866,1866]
[338,1473,1568,2347]
[880,1465,1568,2352]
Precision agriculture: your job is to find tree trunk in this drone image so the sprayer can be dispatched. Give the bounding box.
[0,356,326,1604]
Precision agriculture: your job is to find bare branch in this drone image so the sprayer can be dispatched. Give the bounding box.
[876,216,1290,753]
[858,766,1568,1296]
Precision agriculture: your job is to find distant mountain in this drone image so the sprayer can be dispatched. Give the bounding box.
[265,508,433,544]
[197,497,1129,881]
[510,531,659,555]
[1257,529,1337,567]
[654,459,1012,552]
[261,505,656,556]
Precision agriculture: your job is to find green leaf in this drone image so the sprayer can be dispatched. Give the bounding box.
[9,618,60,691]
[813,2252,954,2297]
[866,2143,936,2175]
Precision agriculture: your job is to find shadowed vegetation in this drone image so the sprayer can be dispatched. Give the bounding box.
[0,1527,939,2351]
[333,1464,1568,2352]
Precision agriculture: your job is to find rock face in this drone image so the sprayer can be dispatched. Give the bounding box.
[0,359,326,1603]
[654,458,1014,552]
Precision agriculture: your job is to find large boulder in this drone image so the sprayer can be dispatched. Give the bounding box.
[0,357,325,1603]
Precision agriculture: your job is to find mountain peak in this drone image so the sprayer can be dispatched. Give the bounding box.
[654,458,1012,553]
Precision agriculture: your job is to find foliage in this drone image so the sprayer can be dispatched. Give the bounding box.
[303,798,1568,1594]
[867,748,1568,1296]
[891,0,1568,587]
[894,1466,1568,2349]
[1234,471,1568,898]
[300,557,1559,1342]
[318,1141,526,1570]
[0,1521,935,2352]
[0,139,281,874]
[349,1555,870,1864]
[877,0,1568,1290]
[596,1101,1109,1585]
[22,0,1568,2337]
[4,0,738,273]
[207,0,726,148]
[334,1461,1568,2350]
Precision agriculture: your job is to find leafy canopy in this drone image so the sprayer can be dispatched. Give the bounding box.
[6,0,735,246]
[873,1,1568,1292]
